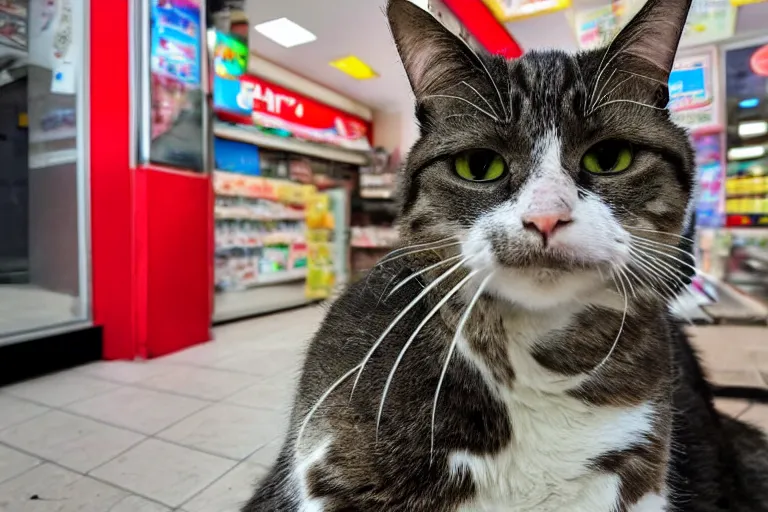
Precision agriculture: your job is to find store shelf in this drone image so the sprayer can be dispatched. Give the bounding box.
[213,283,315,324]
[29,128,77,144]
[214,123,370,166]
[256,268,307,286]
[29,149,78,170]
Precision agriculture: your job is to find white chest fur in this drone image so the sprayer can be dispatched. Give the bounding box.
[452,309,661,512]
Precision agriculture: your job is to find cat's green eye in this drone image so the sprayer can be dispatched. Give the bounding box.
[454,150,507,182]
[581,140,634,175]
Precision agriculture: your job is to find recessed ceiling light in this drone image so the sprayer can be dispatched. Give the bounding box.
[738,121,768,138]
[329,55,379,80]
[728,145,766,161]
[254,18,316,48]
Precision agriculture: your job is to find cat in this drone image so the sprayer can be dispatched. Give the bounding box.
[243,0,768,510]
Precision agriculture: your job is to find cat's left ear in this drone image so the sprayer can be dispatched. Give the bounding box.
[386,0,493,100]
[596,0,693,105]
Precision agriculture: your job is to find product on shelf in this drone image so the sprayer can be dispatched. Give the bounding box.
[305,191,336,299]
[350,226,399,249]
[214,170,312,292]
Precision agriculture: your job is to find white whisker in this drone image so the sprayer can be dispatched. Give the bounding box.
[387,254,464,298]
[376,269,481,440]
[423,94,500,122]
[590,98,666,115]
[625,226,694,243]
[349,256,473,399]
[461,81,501,120]
[431,273,492,463]
[296,363,362,452]
[590,268,629,373]
[590,76,632,115]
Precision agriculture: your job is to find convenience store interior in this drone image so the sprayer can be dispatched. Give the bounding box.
[2,0,768,509]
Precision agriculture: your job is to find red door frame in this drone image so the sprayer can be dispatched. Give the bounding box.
[91,0,213,360]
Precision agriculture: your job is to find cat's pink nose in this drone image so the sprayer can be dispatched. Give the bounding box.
[522,212,573,239]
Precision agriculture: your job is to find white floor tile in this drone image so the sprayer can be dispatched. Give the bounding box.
[91,438,237,508]
[157,403,287,460]
[246,437,282,469]
[77,360,176,385]
[139,366,258,401]
[183,462,266,512]
[2,373,119,407]
[0,444,40,485]
[0,394,49,431]
[109,494,171,512]
[224,379,296,413]
[0,463,128,512]
[207,350,300,377]
[66,386,210,435]
[0,411,144,473]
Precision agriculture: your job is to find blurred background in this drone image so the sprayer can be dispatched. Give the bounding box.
[0,0,767,510]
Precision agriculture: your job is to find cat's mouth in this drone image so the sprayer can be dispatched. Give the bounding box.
[491,247,608,273]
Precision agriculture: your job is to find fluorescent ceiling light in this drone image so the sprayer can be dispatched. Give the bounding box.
[329,55,379,80]
[728,145,766,161]
[254,18,316,48]
[739,121,768,138]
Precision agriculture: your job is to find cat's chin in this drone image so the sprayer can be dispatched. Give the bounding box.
[486,266,609,310]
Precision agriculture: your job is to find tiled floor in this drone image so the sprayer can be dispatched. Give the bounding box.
[0,305,766,511]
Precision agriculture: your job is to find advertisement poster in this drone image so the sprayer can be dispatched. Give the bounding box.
[213,31,247,79]
[574,2,626,51]
[148,0,204,171]
[214,73,372,152]
[482,0,570,22]
[668,53,718,131]
[681,0,736,47]
[0,0,27,50]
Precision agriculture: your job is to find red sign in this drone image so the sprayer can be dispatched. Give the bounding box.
[750,44,768,77]
[214,73,372,151]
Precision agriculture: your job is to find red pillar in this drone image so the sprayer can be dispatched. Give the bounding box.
[90,1,213,360]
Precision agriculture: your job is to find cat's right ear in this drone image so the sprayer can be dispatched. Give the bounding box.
[386,0,483,100]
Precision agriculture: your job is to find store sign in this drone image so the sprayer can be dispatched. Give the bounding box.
[681,0,736,47]
[482,0,570,22]
[214,74,372,152]
[213,31,248,79]
[574,1,632,51]
[730,0,766,5]
[668,53,718,131]
[750,45,768,77]
[147,0,204,172]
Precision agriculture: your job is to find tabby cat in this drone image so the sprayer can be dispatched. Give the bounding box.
[244,0,768,510]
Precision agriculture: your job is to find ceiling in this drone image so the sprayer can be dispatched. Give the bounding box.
[245,0,413,114]
[245,0,768,116]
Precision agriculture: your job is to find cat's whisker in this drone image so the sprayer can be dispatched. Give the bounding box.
[376,269,482,441]
[387,254,464,298]
[625,226,694,243]
[628,250,681,300]
[423,94,500,123]
[375,270,404,309]
[617,69,668,88]
[589,28,648,108]
[431,272,493,464]
[630,240,702,280]
[614,265,637,299]
[590,76,633,115]
[589,98,666,116]
[378,237,458,265]
[449,35,508,121]
[296,363,362,452]
[350,256,474,399]
[630,247,690,288]
[589,68,617,111]
[589,267,629,373]
[461,81,502,120]
[629,235,697,260]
